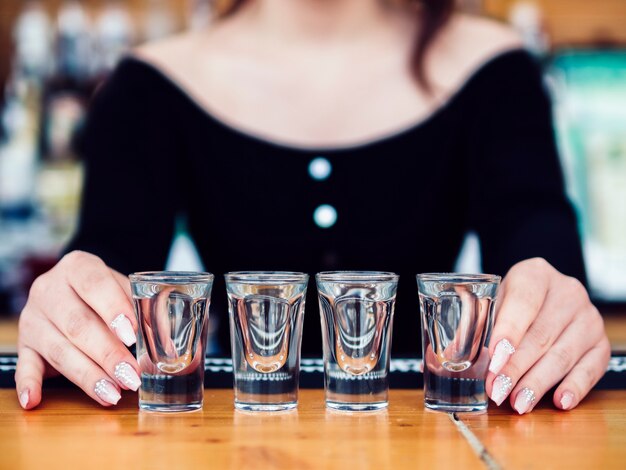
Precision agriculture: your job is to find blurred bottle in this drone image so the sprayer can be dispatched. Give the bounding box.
[11,0,54,79]
[508,1,550,57]
[0,97,38,301]
[37,92,84,243]
[0,0,51,220]
[0,81,39,219]
[93,0,135,78]
[144,0,177,42]
[0,0,53,313]
[56,0,92,82]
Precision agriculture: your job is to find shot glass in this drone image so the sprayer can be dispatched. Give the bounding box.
[417,273,500,412]
[225,271,308,412]
[130,271,214,412]
[316,271,399,411]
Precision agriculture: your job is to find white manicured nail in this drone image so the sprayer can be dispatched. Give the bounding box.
[489,339,516,374]
[491,374,513,406]
[110,314,136,347]
[19,390,29,409]
[560,391,574,410]
[514,388,536,415]
[114,362,141,391]
[94,379,121,405]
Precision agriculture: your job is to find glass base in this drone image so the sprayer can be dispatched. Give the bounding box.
[326,401,388,412]
[235,402,297,412]
[424,399,487,413]
[139,401,203,413]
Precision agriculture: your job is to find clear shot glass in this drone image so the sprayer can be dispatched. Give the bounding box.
[417,273,500,413]
[129,271,214,412]
[225,271,308,412]
[316,271,399,411]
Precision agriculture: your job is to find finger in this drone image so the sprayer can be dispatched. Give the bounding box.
[15,346,45,410]
[554,338,611,411]
[25,314,123,406]
[488,259,552,375]
[487,292,585,407]
[48,288,141,391]
[498,309,602,413]
[60,251,137,346]
[112,269,132,299]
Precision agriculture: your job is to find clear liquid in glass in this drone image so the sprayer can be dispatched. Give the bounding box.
[419,283,496,412]
[134,283,210,412]
[228,282,306,411]
[318,279,396,411]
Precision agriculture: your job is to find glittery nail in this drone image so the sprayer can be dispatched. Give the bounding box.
[489,339,516,375]
[491,374,513,406]
[110,314,136,347]
[94,379,121,405]
[514,388,536,415]
[114,362,141,391]
[560,391,574,410]
[19,390,29,409]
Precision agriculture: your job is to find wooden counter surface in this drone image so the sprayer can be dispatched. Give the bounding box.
[462,390,626,469]
[1,388,626,469]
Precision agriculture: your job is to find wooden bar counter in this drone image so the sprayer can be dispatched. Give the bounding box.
[1,387,626,469]
[1,316,626,469]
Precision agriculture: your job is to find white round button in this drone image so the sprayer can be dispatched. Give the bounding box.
[313,204,337,228]
[308,157,332,181]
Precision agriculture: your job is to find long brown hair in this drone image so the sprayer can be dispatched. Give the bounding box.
[213,0,455,90]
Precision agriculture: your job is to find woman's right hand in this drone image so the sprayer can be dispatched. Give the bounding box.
[15,250,141,409]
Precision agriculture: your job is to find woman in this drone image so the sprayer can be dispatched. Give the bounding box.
[15,0,609,414]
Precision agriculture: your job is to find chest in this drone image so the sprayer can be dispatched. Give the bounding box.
[189,53,443,148]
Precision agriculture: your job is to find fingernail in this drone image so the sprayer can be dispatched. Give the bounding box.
[94,379,121,405]
[491,374,513,406]
[19,390,29,409]
[110,314,136,347]
[489,339,516,374]
[560,391,574,410]
[114,362,141,391]
[514,388,536,415]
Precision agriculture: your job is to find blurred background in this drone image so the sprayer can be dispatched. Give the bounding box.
[0,0,625,316]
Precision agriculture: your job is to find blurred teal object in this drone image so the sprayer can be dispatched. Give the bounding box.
[548,50,626,300]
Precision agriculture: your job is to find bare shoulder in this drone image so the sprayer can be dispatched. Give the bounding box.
[428,13,524,91]
[129,23,238,98]
[446,13,523,53]
[133,30,206,75]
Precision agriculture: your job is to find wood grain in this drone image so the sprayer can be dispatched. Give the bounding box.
[459,390,626,469]
[604,314,626,352]
[2,387,626,469]
[0,319,18,354]
[0,389,484,470]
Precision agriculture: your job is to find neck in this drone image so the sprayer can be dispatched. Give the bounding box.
[239,0,399,42]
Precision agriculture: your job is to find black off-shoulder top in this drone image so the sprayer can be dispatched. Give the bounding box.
[68,49,586,356]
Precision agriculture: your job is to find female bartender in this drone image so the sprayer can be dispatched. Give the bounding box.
[15,0,609,414]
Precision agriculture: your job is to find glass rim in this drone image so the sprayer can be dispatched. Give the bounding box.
[316,271,399,283]
[416,272,501,284]
[224,271,309,284]
[129,271,214,284]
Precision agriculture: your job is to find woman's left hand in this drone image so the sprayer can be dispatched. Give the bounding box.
[486,257,610,414]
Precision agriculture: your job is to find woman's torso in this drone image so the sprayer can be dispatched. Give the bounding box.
[74,13,535,355]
